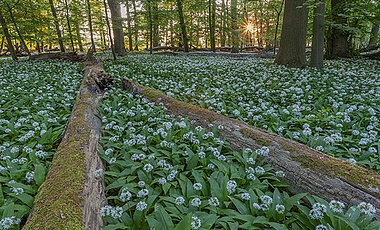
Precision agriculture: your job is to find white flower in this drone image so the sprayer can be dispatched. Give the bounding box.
[208,197,219,207]
[193,183,202,191]
[275,171,285,177]
[260,195,273,205]
[191,198,201,207]
[120,188,132,202]
[136,201,147,211]
[94,169,103,178]
[25,171,34,183]
[100,205,123,218]
[175,196,185,205]
[309,209,324,220]
[358,202,376,215]
[329,200,345,213]
[255,166,265,175]
[143,163,153,172]
[158,177,167,185]
[241,193,251,200]
[275,204,285,214]
[252,203,261,210]
[312,203,327,213]
[226,180,237,194]
[138,181,145,187]
[316,224,328,230]
[137,189,149,198]
[191,216,201,229]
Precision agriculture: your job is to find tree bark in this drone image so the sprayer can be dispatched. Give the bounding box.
[103,0,117,60]
[148,0,153,54]
[220,0,226,47]
[368,22,379,49]
[132,0,139,51]
[23,61,111,229]
[152,2,159,47]
[326,0,349,58]
[121,78,380,220]
[125,0,133,51]
[0,9,17,61]
[86,0,96,52]
[273,0,285,55]
[108,0,125,56]
[49,0,65,52]
[275,0,308,68]
[4,1,31,57]
[231,0,239,53]
[310,0,325,69]
[0,35,4,53]
[64,0,75,51]
[176,0,189,52]
[208,0,216,52]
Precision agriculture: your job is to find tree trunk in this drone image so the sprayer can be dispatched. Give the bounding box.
[49,0,65,52]
[121,78,380,220]
[103,0,117,60]
[24,60,112,229]
[275,0,308,68]
[0,10,17,61]
[220,0,226,47]
[231,0,239,53]
[36,39,41,53]
[132,0,139,51]
[64,0,75,51]
[310,0,325,69]
[108,0,125,56]
[76,23,84,52]
[86,0,96,52]
[273,0,284,55]
[208,0,216,52]
[326,0,349,58]
[0,35,4,53]
[176,0,189,52]
[368,22,380,49]
[148,0,153,54]
[125,0,133,51]
[4,1,31,57]
[152,3,159,47]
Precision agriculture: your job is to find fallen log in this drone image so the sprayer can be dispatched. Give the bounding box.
[29,52,86,62]
[121,78,380,219]
[23,61,112,229]
[177,52,275,59]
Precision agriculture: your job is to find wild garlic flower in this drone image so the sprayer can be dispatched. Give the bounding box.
[191,216,201,229]
[226,180,237,194]
[208,197,219,207]
[175,196,185,205]
[329,200,345,213]
[191,198,201,207]
[358,202,376,215]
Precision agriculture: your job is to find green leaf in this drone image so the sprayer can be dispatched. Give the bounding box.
[34,164,46,187]
[335,215,360,230]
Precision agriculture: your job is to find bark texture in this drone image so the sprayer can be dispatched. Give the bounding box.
[231,0,239,53]
[310,0,325,69]
[0,9,17,61]
[49,0,65,52]
[29,52,86,62]
[176,0,189,52]
[23,61,111,229]
[108,0,125,56]
[121,79,380,219]
[275,0,308,67]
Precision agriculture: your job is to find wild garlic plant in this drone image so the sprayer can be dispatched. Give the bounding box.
[99,88,379,230]
[0,60,81,228]
[106,56,379,171]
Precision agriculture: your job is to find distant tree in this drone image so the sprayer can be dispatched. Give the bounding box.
[0,8,17,60]
[367,22,379,49]
[176,0,189,52]
[231,0,239,53]
[208,0,216,52]
[125,0,133,51]
[86,0,96,51]
[310,0,325,69]
[64,0,75,51]
[275,0,308,68]
[49,0,65,52]
[108,0,125,55]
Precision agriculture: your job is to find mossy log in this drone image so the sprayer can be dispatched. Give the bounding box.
[121,78,380,219]
[23,62,111,229]
[29,52,86,62]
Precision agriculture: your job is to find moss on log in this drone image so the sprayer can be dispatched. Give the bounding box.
[23,62,111,229]
[121,78,380,219]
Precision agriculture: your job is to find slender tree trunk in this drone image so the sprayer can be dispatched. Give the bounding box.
[310,0,325,69]
[108,0,125,56]
[86,0,96,52]
[0,35,4,53]
[36,39,41,53]
[103,0,116,60]
[273,0,284,55]
[76,23,84,52]
[64,0,75,51]
[231,0,239,53]
[208,0,216,52]
[221,0,226,47]
[274,0,308,68]
[0,10,17,60]
[49,0,65,52]
[368,22,380,49]
[326,0,349,58]
[125,0,133,51]
[4,1,30,56]
[152,3,159,47]
[148,0,153,54]
[132,0,138,51]
[176,0,189,52]
[41,41,44,52]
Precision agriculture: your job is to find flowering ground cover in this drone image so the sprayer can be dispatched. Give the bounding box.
[106,56,379,171]
[99,88,378,230]
[0,60,82,229]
